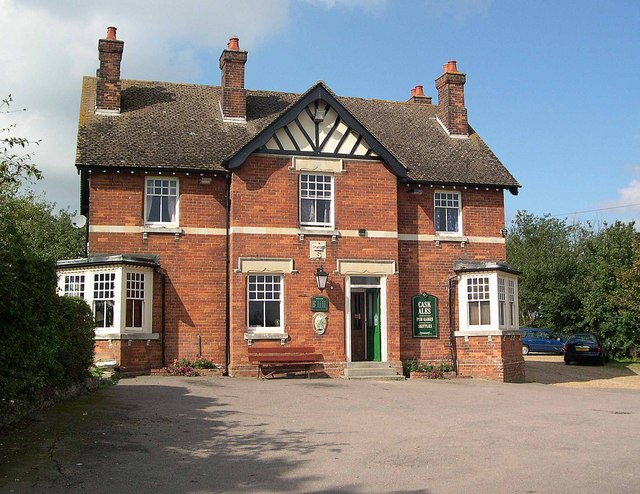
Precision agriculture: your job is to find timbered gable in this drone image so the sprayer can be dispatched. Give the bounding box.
[225,82,407,177]
[261,100,379,158]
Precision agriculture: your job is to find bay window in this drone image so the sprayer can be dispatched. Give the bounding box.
[455,262,520,333]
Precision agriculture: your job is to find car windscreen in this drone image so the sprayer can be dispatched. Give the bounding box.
[568,335,597,344]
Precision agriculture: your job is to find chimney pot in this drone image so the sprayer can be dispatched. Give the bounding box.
[414,85,424,96]
[227,36,240,50]
[106,26,117,40]
[443,60,458,73]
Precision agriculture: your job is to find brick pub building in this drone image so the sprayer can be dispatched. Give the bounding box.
[57,27,524,381]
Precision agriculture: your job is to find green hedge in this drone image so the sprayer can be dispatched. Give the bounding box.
[0,209,94,401]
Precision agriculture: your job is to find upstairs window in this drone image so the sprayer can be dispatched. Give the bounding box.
[93,272,116,328]
[300,174,333,228]
[145,178,178,225]
[434,191,461,234]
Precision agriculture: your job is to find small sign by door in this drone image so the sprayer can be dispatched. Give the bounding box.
[311,296,329,312]
[412,293,438,338]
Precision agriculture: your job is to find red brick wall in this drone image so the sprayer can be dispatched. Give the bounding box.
[88,172,228,368]
[455,334,525,382]
[228,156,400,375]
[94,339,162,376]
[397,185,515,378]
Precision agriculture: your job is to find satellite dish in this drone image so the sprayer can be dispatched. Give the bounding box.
[71,214,87,228]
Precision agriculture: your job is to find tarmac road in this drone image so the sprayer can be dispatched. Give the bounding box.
[1,373,640,494]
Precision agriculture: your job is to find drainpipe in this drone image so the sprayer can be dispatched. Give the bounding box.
[448,275,458,374]
[160,269,166,367]
[224,173,231,376]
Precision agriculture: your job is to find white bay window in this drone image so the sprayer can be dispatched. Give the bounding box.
[57,256,156,336]
[455,262,519,333]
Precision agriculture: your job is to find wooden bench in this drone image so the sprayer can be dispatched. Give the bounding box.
[248,346,323,379]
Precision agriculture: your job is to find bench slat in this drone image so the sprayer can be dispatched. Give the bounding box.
[248,346,315,355]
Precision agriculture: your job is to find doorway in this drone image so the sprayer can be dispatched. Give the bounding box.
[348,277,382,362]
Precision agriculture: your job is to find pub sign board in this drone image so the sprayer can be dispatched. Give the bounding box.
[412,293,438,338]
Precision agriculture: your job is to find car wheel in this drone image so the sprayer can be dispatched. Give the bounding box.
[521,345,530,355]
[564,358,570,365]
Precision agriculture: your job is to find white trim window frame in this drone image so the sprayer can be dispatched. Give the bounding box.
[299,173,334,229]
[467,276,491,327]
[125,272,145,329]
[145,177,179,226]
[508,279,517,328]
[247,274,284,332]
[498,277,506,327]
[93,272,116,329]
[63,274,85,298]
[457,271,519,332]
[57,266,154,334]
[434,190,462,235]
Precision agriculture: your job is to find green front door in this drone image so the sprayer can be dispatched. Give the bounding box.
[365,288,381,361]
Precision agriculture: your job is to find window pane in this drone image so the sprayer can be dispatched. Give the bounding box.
[499,301,505,326]
[147,196,161,222]
[435,208,446,232]
[301,199,314,223]
[317,199,330,223]
[446,208,458,232]
[469,302,479,325]
[264,301,280,327]
[480,301,491,324]
[249,301,264,326]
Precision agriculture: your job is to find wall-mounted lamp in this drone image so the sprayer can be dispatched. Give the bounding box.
[407,188,423,195]
[315,266,329,292]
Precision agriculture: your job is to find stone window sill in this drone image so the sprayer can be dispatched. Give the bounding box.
[94,332,160,341]
[244,332,289,346]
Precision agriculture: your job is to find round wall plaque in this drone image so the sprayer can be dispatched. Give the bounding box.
[313,312,328,335]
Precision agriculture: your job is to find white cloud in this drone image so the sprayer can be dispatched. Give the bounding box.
[303,0,387,13]
[0,0,290,210]
[599,165,640,223]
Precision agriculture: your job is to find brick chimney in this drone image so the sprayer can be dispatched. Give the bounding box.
[435,60,468,136]
[219,36,248,122]
[407,85,432,104]
[96,26,124,114]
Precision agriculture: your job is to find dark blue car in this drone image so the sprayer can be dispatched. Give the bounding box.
[521,328,564,355]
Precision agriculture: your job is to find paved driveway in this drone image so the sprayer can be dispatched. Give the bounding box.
[525,354,640,388]
[1,376,639,494]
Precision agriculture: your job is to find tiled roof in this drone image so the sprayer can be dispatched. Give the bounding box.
[76,77,520,191]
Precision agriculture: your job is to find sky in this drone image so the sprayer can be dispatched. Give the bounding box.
[2,0,639,228]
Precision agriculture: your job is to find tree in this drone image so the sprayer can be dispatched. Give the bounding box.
[0,188,85,261]
[578,221,640,358]
[615,239,640,358]
[1,94,42,188]
[506,211,585,331]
